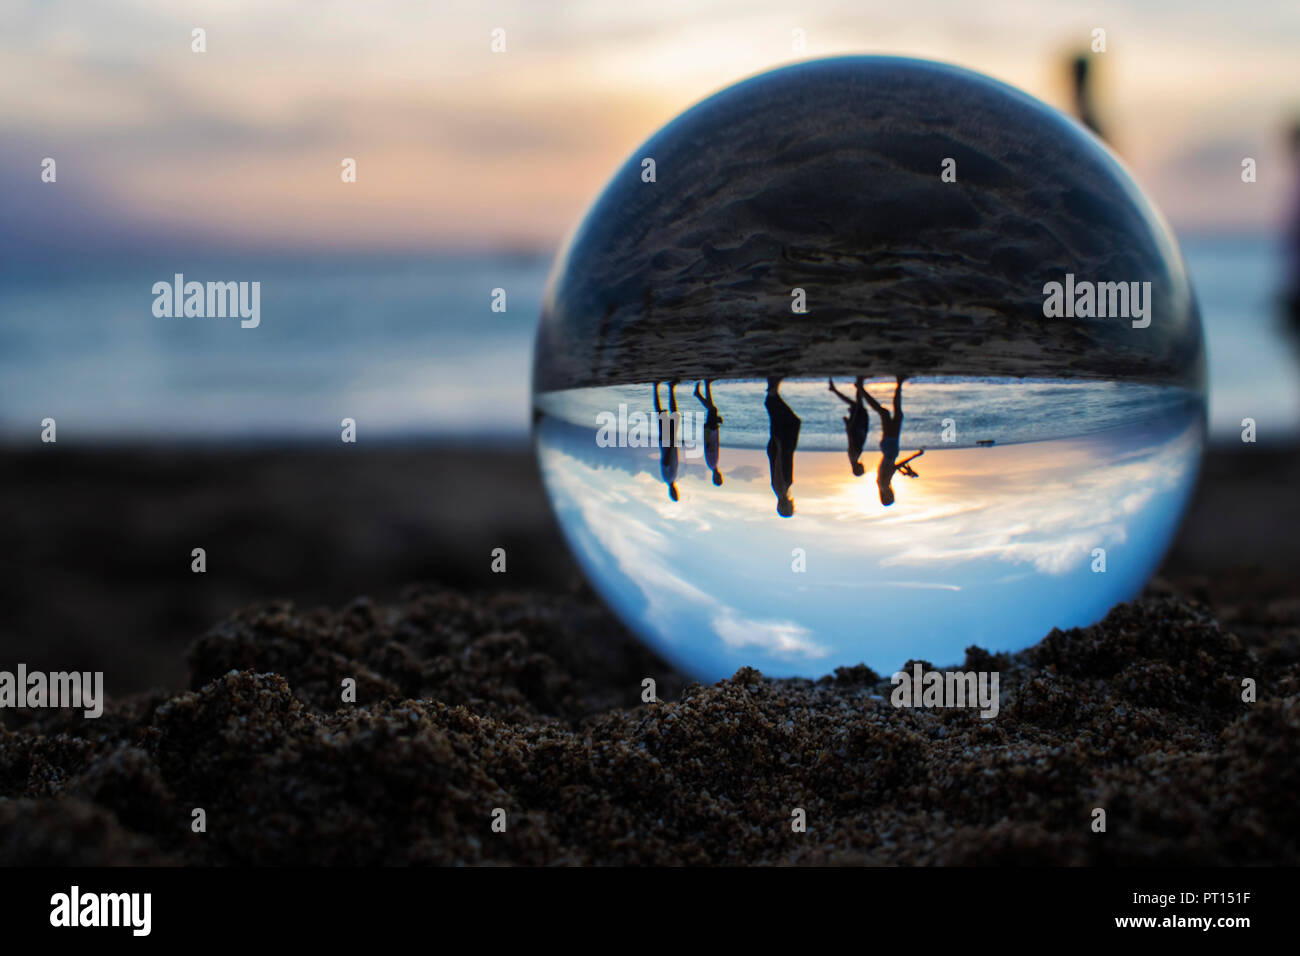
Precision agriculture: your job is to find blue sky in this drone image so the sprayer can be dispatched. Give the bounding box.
[537,405,1203,679]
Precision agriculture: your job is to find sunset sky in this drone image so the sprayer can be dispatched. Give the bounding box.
[2,0,1297,253]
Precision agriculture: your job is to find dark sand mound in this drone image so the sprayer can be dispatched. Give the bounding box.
[3,583,1296,866]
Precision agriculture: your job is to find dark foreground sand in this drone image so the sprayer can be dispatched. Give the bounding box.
[0,444,1297,864]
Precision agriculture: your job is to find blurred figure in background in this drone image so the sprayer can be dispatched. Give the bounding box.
[1285,120,1300,336]
[1069,52,1105,140]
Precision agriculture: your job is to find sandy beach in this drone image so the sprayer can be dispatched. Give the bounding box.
[1,442,1296,864]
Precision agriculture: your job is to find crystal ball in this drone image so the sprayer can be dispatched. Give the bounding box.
[532,56,1205,681]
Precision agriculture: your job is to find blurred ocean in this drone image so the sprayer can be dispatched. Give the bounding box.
[0,252,546,443]
[0,236,1295,445]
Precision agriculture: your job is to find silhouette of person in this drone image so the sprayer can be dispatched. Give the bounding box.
[1285,120,1300,335]
[653,381,679,502]
[694,380,724,486]
[764,377,801,517]
[829,375,870,476]
[861,376,924,506]
[1070,52,1104,140]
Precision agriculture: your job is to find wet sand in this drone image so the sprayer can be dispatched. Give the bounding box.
[0,443,1296,864]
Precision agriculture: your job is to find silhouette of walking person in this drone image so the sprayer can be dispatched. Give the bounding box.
[694,380,724,486]
[1285,119,1300,336]
[654,381,680,502]
[829,375,870,476]
[1068,52,1105,140]
[764,377,801,517]
[861,376,924,506]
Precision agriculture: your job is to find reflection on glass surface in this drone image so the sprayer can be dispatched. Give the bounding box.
[536,377,1203,680]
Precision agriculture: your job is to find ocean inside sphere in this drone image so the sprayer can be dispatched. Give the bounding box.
[531,56,1206,681]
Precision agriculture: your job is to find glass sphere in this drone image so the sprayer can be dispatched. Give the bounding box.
[532,56,1205,681]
